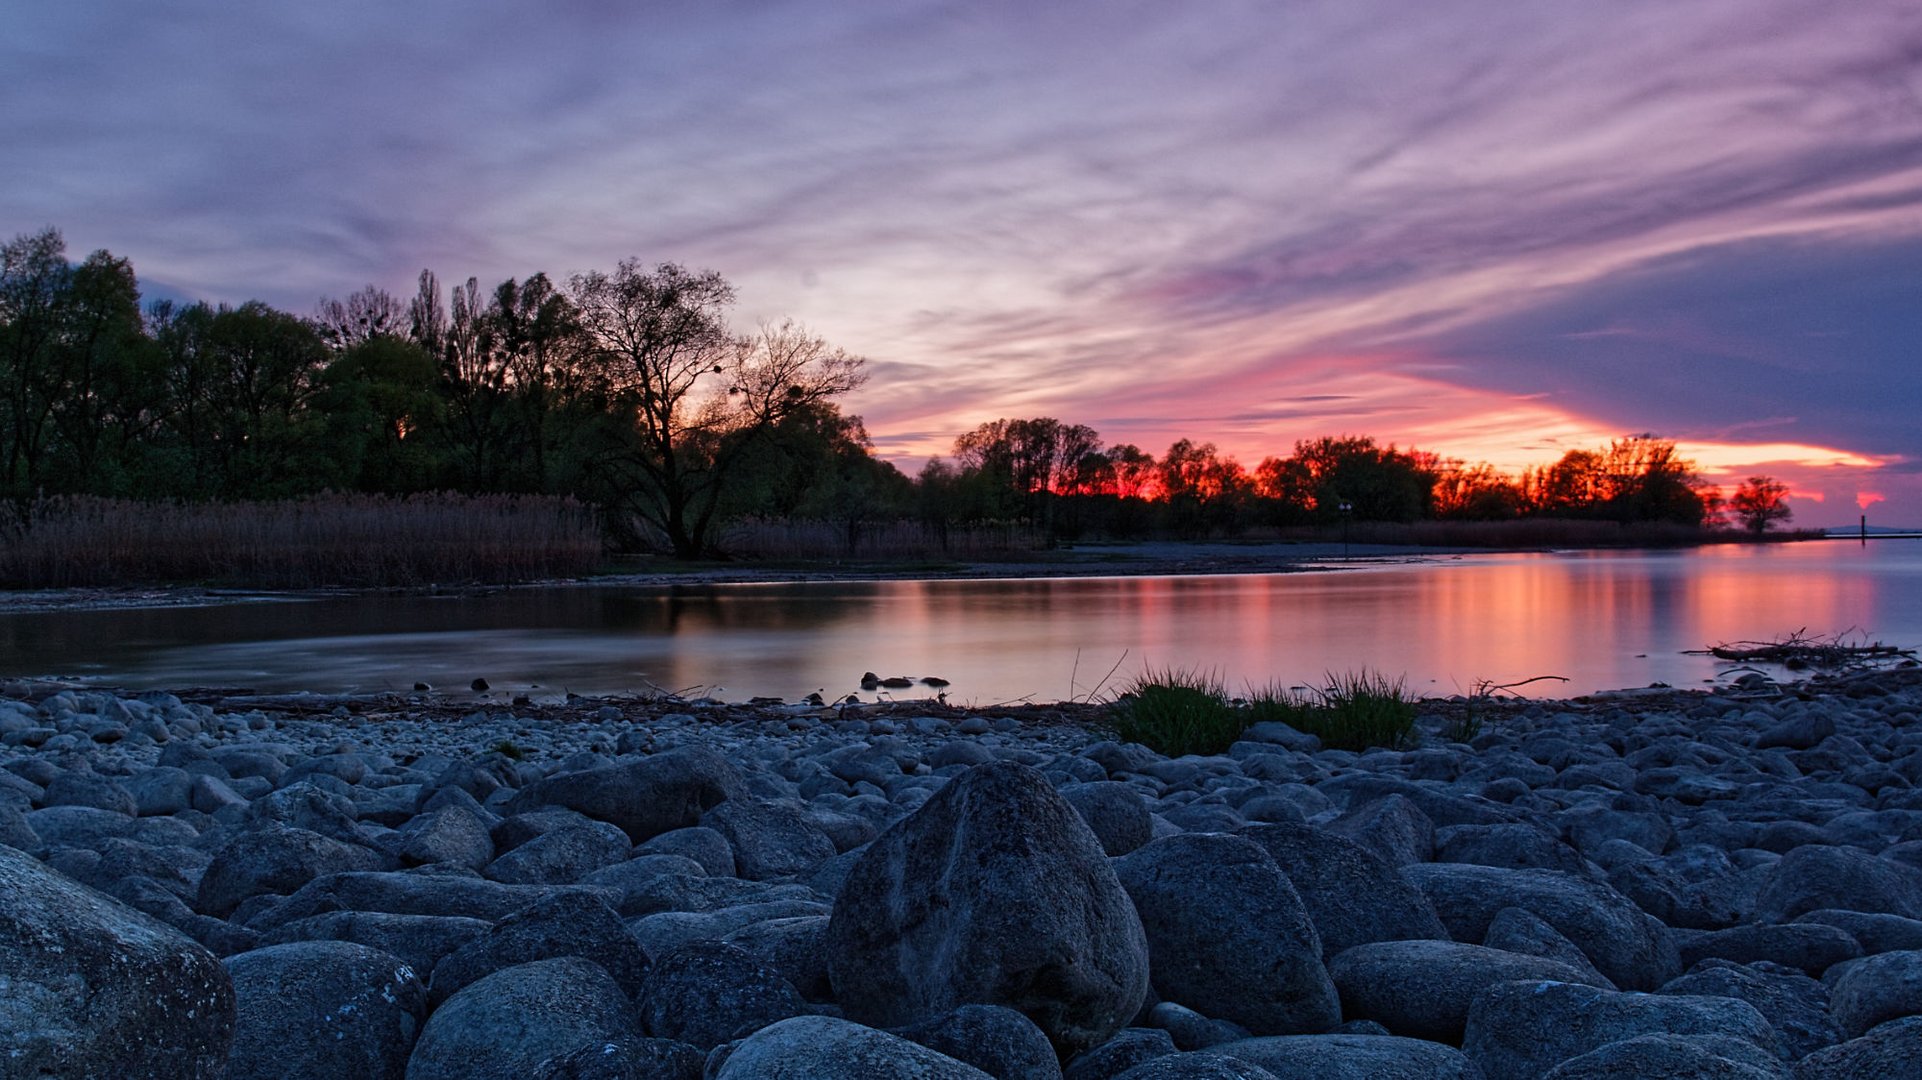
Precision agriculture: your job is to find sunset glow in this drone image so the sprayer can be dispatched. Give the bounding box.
[6,2,1919,525]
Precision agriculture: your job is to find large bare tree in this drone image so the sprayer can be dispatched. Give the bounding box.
[568,259,865,556]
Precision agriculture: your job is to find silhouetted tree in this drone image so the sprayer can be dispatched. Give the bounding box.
[570,258,864,557]
[1730,476,1792,535]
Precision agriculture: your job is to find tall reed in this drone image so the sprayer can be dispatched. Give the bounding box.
[0,494,603,588]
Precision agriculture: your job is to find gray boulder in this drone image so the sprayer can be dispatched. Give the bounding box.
[504,747,742,843]
[1405,862,1680,989]
[244,869,611,931]
[197,823,384,917]
[892,1004,1063,1080]
[1114,833,1338,1036]
[1794,909,1922,955]
[1462,980,1781,1080]
[531,1037,705,1079]
[1792,1015,1922,1079]
[712,1014,994,1079]
[406,957,639,1080]
[826,761,1149,1056]
[1678,923,1862,976]
[223,940,425,1080]
[1434,823,1592,877]
[483,820,630,885]
[636,940,807,1050]
[1753,845,1922,923]
[1062,781,1155,857]
[636,825,737,876]
[1828,949,1922,1038]
[387,805,495,870]
[430,891,649,1006]
[262,910,490,975]
[1482,905,1615,987]
[1113,1052,1279,1079]
[1064,1028,1176,1080]
[0,843,235,1077]
[1325,794,1434,867]
[1208,1034,1482,1079]
[721,915,832,1001]
[1328,939,1609,1043]
[1539,1034,1790,1079]
[1236,823,1448,959]
[1660,960,1841,1061]
[702,797,838,880]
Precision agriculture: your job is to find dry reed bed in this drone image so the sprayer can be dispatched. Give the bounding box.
[0,495,604,588]
[718,518,1044,559]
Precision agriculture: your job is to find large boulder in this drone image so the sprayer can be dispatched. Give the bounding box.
[1462,980,1781,1080]
[0,842,235,1076]
[1114,1053,1280,1080]
[1236,824,1448,959]
[712,1014,994,1079]
[197,823,385,917]
[505,747,742,843]
[1538,1034,1789,1080]
[1659,960,1840,1060]
[1753,846,1922,923]
[406,957,639,1080]
[1208,1034,1482,1079]
[636,941,808,1050]
[1828,950,1922,1039]
[1793,1015,1922,1079]
[1328,939,1609,1043]
[1405,863,1680,989]
[1113,833,1339,1036]
[702,797,838,881]
[223,940,425,1080]
[826,761,1149,1056]
[429,891,649,1006]
[890,1004,1063,1080]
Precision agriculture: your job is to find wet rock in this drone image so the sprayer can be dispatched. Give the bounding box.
[406,957,639,1080]
[826,761,1149,1056]
[223,940,425,1080]
[0,842,235,1077]
[636,940,808,1050]
[1236,823,1448,960]
[1406,862,1680,989]
[1328,939,1609,1043]
[712,1014,994,1079]
[1462,980,1781,1080]
[1114,833,1338,1036]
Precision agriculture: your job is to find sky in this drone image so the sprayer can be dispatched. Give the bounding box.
[5,1,1920,526]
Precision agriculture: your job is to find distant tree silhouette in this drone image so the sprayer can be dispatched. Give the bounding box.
[1730,476,1793,535]
[570,260,864,557]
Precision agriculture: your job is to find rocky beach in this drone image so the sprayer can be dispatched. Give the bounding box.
[5,667,1922,1079]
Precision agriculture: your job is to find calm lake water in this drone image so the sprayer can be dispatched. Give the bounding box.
[3,540,1918,703]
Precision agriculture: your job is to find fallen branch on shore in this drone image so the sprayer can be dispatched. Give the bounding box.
[1690,628,1917,672]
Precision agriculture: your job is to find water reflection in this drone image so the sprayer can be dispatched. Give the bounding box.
[2,541,1915,701]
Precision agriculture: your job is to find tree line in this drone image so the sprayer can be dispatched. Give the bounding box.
[0,226,1792,559]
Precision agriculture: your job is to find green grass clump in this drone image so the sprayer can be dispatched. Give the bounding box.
[1296,669,1418,752]
[1110,666,1247,757]
[1244,680,1318,728]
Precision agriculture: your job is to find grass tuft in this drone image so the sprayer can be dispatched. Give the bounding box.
[1297,669,1418,752]
[1110,665,1246,758]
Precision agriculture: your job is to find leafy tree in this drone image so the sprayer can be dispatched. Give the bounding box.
[0,227,74,501]
[1730,475,1793,535]
[1158,439,1250,536]
[569,260,864,557]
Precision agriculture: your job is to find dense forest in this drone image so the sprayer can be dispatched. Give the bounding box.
[0,227,1790,564]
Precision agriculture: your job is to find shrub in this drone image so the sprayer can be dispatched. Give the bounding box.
[1110,665,1246,758]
